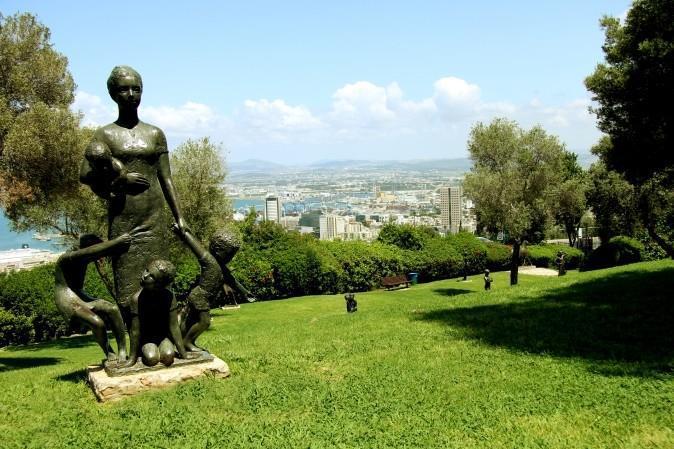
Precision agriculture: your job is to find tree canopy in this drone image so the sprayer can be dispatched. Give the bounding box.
[585,0,674,185]
[170,137,232,241]
[463,118,567,285]
[0,13,104,238]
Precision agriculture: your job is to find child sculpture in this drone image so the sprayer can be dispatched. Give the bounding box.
[122,259,188,367]
[54,229,146,362]
[174,226,256,352]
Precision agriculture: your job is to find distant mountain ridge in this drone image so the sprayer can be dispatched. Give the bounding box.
[230,152,596,173]
[229,158,473,173]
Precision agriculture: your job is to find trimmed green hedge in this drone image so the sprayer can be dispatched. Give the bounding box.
[0,225,518,346]
[485,242,511,271]
[0,263,112,346]
[581,236,644,271]
[527,244,584,269]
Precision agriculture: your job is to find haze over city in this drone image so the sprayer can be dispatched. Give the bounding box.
[3,0,630,164]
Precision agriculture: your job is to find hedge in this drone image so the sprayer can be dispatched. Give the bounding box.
[0,226,518,346]
[581,236,644,271]
[526,244,584,269]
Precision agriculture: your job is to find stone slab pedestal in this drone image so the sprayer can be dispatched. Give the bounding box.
[87,356,230,402]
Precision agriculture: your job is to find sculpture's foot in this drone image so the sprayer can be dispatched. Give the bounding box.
[185,343,203,352]
[117,349,127,363]
[106,352,118,362]
[118,358,138,369]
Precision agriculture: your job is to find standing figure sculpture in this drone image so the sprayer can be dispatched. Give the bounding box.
[54,229,147,362]
[555,251,566,276]
[80,66,189,336]
[174,226,256,352]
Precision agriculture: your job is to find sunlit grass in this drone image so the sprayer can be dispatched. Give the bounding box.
[1,261,673,448]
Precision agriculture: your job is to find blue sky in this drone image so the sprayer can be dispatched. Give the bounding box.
[3,1,631,164]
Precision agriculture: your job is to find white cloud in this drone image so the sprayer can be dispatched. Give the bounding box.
[72,91,115,126]
[239,99,321,131]
[72,77,602,162]
[330,81,397,126]
[141,102,221,136]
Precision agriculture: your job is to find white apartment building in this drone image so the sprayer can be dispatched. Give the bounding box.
[319,214,376,241]
[439,186,463,234]
[264,196,282,223]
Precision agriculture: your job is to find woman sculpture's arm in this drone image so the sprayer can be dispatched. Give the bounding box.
[156,132,188,232]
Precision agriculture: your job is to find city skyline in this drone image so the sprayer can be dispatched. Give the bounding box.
[3,1,630,164]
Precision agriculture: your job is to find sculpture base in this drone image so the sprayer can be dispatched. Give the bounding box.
[104,350,214,377]
[87,356,230,402]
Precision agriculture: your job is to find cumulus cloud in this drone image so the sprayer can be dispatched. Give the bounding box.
[432,77,481,120]
[141,102,222,137]
[73,75,602,162]
[330,81,397,127]
[239,99,321,131]
[72,91,115,126]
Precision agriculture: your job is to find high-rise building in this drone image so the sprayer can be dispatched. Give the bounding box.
[439,186,463,234]
[264,196,282,222]
[319,214,341,240]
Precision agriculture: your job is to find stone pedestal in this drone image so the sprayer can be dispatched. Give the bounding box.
[87,356,230,402]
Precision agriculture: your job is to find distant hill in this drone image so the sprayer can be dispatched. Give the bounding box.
[229,159,288,173]
[230,158,473,174]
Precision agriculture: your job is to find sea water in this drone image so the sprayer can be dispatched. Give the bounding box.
[0,213,62,251]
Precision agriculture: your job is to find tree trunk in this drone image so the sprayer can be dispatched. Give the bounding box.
[647,225,674,259]
[510,239,520,286]
[95,258,116,298]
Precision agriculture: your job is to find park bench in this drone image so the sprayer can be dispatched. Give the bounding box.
[381,274,410,290]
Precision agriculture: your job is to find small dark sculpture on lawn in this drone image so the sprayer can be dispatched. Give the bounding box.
[174,226,256,352]
[54,230,144,362]
[462,250,469,281]
[483,269,492,291]
[345,293,358,313]
[122,259,187,367]
[556,251,566,276]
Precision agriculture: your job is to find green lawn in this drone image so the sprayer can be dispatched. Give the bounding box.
[1,261,673,448]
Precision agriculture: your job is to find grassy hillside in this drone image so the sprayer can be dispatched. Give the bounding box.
[1,261,673,448]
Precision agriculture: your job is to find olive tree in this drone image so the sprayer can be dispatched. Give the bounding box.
[463,118,566,285]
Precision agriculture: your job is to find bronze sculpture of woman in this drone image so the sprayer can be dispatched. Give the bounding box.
[80,66,188,332]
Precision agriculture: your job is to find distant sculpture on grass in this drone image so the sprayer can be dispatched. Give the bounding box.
[556,251,566,276]
[54,228,147,362]
[483,269,492,291]
[345,293,358,313]
[174,226,256,352]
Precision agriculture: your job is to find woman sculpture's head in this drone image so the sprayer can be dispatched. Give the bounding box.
[107,65,143,107]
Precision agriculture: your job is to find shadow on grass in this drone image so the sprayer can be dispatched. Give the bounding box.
[0,356,63,372]
[2,334,96,352]
[432,288,474,297]
[419,266,674,377]
[55,368,87,383]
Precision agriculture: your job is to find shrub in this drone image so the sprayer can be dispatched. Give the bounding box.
[581,236,644,271]
[401,239,462,282]
[0,261,114,346]
[377,224,437,250]
[229,248,277,300]
[0,308,32,346]
[485,242,511,271]
[173,255,201,299]
[325,241,403,292]
[527,244,584,269]
[445,232,487,274]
